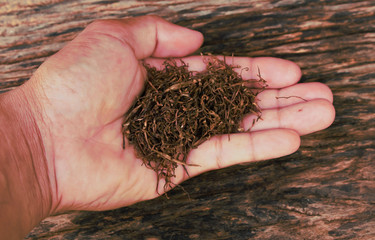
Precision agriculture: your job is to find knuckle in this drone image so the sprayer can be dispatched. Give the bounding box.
[139,15,162,22]
[86,19,116,31]
[89,19,108,27]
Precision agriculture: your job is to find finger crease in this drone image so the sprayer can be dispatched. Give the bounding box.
[249,133,256,161]
[153,21,159,56]
[276,89,282,129]
[215,136,225,169]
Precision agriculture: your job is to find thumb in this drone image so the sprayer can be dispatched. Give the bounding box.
[81,15,204,59]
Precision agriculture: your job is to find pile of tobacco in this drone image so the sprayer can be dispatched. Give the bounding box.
[122,56,266,191]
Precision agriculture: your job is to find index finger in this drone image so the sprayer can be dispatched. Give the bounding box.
[145,56,302,89]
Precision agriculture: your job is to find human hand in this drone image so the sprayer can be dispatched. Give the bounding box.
[19,16,334,214]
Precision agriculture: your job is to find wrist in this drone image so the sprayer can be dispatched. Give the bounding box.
[0,87,53,238]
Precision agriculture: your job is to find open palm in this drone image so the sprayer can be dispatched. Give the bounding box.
[23,16,334,213]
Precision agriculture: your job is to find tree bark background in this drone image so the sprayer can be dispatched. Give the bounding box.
[1,0,374,239]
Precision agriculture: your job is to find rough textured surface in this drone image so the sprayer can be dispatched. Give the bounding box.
[1,0,374,239]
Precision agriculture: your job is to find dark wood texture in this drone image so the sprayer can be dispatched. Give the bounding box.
[1,0,374,239]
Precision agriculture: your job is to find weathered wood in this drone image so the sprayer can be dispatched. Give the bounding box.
[1,0,374,239]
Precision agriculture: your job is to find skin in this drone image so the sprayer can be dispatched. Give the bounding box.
[0,15,335,239]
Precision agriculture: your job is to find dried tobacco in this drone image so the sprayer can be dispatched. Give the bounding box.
[122,56,266,192]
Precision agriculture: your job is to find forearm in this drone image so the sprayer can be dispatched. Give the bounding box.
[0,89,52,239]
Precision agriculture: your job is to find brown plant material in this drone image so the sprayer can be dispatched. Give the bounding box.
[122,56,266,192]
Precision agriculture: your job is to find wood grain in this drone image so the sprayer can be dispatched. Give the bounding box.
[1,0,374,239]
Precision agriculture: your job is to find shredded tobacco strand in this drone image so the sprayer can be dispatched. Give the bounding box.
[122,56,266,192]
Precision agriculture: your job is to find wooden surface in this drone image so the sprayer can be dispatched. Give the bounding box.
[1,0,375,239]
